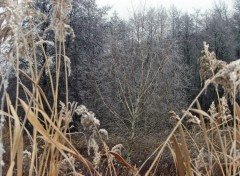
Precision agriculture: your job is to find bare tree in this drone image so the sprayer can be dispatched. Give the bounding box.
[98,8,192,160]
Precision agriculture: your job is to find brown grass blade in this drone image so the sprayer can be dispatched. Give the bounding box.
[178,125,193,176]
[17,136,23,176]
[19,69,52,112]
[170,135,185,176]
[7,97,23,176]
[234,101,240,121]
[109,151,139,175]
[6,162,15,176]
[190,108,212,120]
[19,98,98,174]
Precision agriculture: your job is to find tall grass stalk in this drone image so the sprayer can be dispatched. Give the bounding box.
[0,0,99,175]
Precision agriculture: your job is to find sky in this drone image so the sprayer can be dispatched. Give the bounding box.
[96,0,233,19]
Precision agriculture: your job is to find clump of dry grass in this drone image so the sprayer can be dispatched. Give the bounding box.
[0,0,95,175]
[0,1,137,175]
[75,104,108,168]
[140,42,240,176]
[199,42,227,83]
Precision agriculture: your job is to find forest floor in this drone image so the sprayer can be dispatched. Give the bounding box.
[2,126,176,175]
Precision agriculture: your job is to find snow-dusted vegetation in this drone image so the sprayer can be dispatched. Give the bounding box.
[0,0,240,175]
